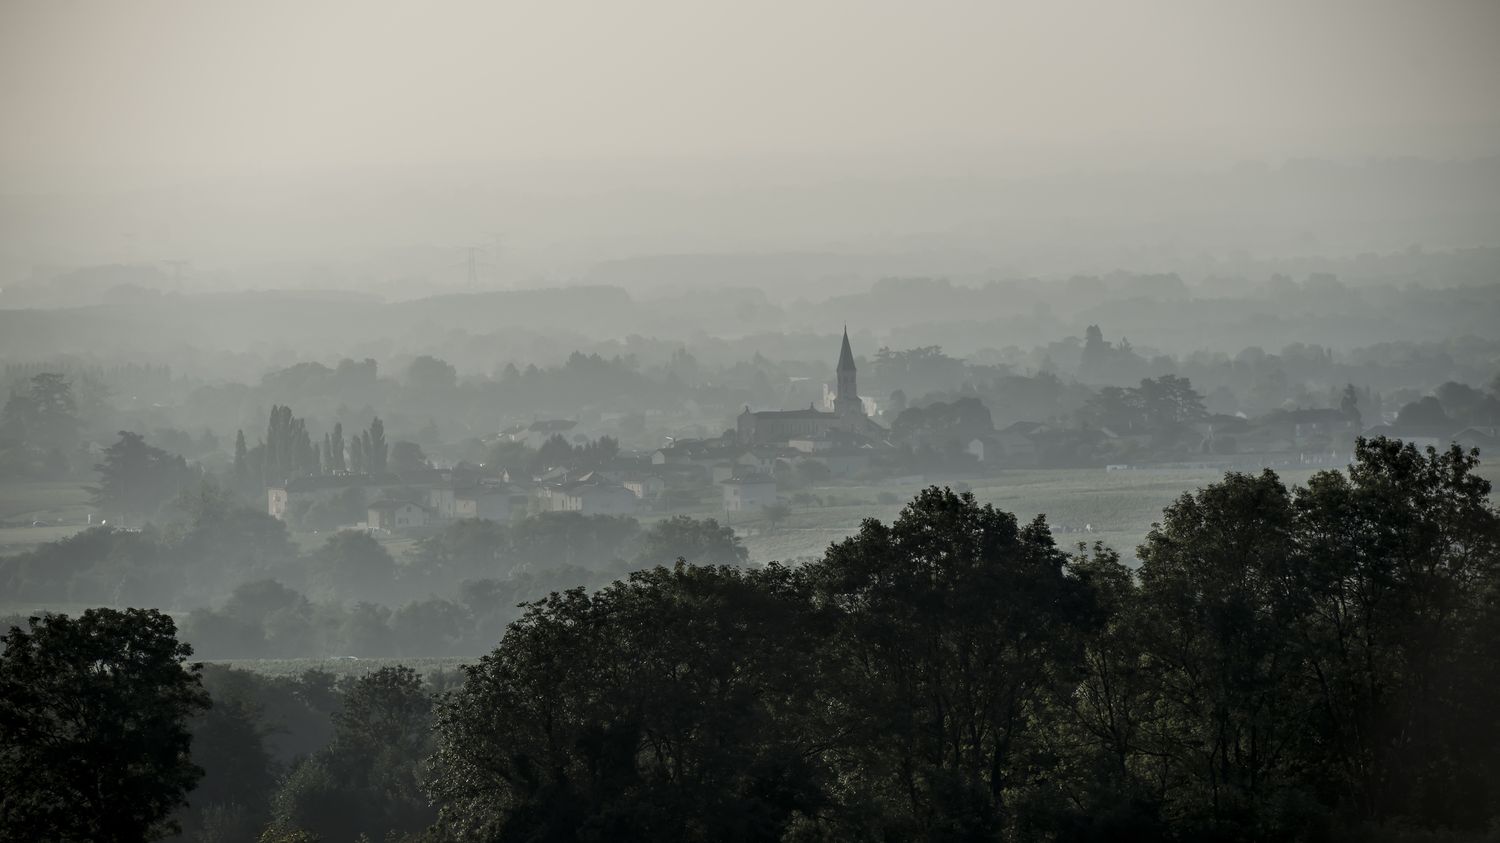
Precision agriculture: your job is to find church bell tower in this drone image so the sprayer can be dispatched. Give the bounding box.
[834,326,863,418]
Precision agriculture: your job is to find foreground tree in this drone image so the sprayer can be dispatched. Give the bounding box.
[268,666,436,841]
[807,487,1096,839]
[428,563,825,841]
[0,608,210,843]
[1291,438,1500,829]
[1132,469,1309,836]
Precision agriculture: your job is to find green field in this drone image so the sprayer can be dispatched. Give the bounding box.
[724,468,1298,564]
[5,458,1499,570]
[0,480,93,555]
[733,461,1500,565]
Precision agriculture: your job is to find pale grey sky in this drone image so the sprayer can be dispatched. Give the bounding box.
[2,0,1498,193]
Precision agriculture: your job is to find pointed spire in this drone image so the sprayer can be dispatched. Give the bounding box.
[837,325,856,371]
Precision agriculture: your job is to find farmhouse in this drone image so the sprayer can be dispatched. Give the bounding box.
[367,500,431,531]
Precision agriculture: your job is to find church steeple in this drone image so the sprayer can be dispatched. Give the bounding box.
[834,326,863,418]
[837,325,856,373]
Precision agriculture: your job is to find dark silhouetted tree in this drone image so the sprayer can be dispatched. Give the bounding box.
[0,608,210,843]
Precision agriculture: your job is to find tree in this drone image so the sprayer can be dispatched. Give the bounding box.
[1344,387,1368,429]
[411,517,512,582]
[1080,384,1136,430]
[268,667,435,841]
[329,422,345,472]
[175,691,278,842]
[534,433,574,471]
[1080,324,1109,381]
[24,372,80,452]
[307,530,397,603]
[390,440,429,475]
[632,515,749,567]
[1396,395,1452,430]
[806,487,1094,838]
[888,388,908,416]
[349,433,365,474]
[407,355,458,391]
[1,373,82,478]
[92,431,197,523]
[762,501,792,528]
[1290,438,1500,829]
[1133,469,1308,836]
[0,608,210,843]
[232,429,249,488]
[427,563,825,841]
[366,417,387,475]
[1134,374,1206,429]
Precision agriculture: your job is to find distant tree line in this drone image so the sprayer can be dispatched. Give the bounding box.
[0,479,747,645]
[232,407,389,494]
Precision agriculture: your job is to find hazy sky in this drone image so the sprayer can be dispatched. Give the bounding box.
[3,0,1498,193]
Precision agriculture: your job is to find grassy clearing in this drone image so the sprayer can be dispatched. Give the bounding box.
[738,461,1500,565]
[0,480,94,555]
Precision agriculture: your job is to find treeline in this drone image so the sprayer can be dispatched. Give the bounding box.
[413,439,1500,841]
[0,474,747,642]
[179,571,617,659]
[7,437,1497,842]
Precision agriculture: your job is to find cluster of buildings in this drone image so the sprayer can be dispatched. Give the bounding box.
[268,331,888,532]
[264,325,1499,534]
[268,470,532,532]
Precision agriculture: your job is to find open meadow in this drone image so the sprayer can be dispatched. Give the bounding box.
[0,480,94,556]
[733,460,1500,565]
[5,457,1499,585]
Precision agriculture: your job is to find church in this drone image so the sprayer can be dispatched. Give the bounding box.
[737,328,884,445]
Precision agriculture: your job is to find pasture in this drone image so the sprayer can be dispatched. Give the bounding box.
[734,460,1500,565]
[0,480,93,555]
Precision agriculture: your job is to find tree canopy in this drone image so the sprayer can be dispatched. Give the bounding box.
[0,608,210,843]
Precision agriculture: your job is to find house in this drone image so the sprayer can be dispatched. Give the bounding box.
[539,480,639,516]
[619,475,666,500]
[810,448,872,478]
[722,475,778,512]
[367,500,431,532]
[454,485,528,522]
[267,473,406,520]
[969,422,1045,467]
[1265,408,1359,449]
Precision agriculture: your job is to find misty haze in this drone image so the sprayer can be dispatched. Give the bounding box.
[2,2,1500,841]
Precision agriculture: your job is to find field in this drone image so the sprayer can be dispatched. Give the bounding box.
[0,480,94,555]
[724,468,1322,564]
[732,461,1500,565]
[4,458,1498,571]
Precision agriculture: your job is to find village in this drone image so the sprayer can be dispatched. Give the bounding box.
[261,329,1500,536]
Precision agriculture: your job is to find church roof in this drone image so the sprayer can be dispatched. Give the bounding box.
[837,327,856,371]
[749,408,833,420]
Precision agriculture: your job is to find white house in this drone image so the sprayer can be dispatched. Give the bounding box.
[367,500,431,531]
[620,475,666,500]
[540,481,639,515]
[722,475,778,512]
